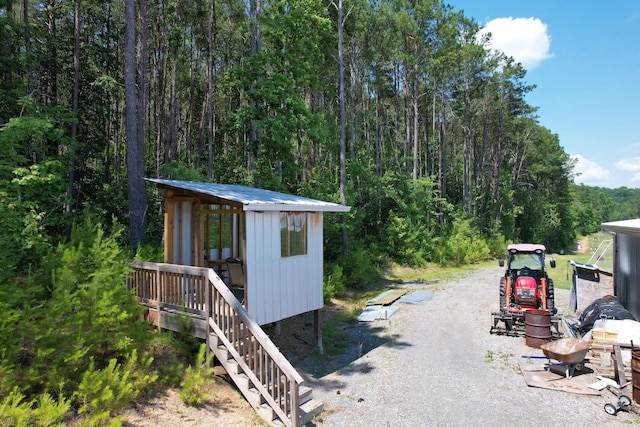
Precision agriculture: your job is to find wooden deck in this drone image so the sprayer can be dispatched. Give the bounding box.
[127,261,322,426]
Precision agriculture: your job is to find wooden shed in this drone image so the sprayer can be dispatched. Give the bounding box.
[147,178,350,326]
[601,218,640,319]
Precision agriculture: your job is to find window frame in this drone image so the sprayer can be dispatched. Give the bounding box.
[280,212,308,258]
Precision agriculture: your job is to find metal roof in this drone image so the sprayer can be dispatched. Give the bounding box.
[601,218,640,237]
[507,243,546,253]
[146,178,351,213]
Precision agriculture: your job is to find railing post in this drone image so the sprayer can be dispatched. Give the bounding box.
[291,381,300,427]
[205,269,211,364]
[156,267,161,332]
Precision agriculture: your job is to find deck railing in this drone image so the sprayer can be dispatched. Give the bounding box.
[127,261,304,427]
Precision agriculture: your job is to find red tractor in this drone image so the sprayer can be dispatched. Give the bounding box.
[490,244,559,335]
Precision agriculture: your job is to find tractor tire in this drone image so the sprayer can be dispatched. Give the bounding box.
[546,278,557,315]
[499,277,507,310]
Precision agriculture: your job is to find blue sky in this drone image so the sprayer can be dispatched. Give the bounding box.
[452,1,640,189]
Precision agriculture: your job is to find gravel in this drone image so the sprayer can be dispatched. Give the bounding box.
[303,265,637,427]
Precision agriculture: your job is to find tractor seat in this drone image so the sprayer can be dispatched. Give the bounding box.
[518,268,532,277]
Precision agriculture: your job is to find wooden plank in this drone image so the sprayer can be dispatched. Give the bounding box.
[366,289,407,306]
[614,345,627,385]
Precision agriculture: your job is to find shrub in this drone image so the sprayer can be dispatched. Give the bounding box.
[179,344,215,406]
[340,246,380,289]
[323,263,346,302]
[440,218,491,265]
[73,350,156,426]
[385,214,430,266]
[0,388,70,427]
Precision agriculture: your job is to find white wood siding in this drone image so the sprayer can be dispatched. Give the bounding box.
[245,211,324,325]
[173,201,192,266]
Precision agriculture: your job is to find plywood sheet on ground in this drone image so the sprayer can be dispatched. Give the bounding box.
[519,362,601,395]
[366,289,407,306]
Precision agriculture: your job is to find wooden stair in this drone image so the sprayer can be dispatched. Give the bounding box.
[128,262,324,427]
[202,266,323,427]
[209,331,323,426]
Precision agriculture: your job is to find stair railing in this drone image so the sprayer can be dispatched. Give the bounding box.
[205,269,303,427]
[127,261,304,427]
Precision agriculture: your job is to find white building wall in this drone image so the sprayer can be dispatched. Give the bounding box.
[245,211,324,325]
[617,233,640,319]
[173,201,192,266]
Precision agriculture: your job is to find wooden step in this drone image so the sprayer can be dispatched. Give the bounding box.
[256,398,324,426]
[207,320,324,426]
[299,399,324,425]
[246,382,313,407]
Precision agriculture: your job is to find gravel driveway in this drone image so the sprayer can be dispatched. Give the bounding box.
[302,265,637,426]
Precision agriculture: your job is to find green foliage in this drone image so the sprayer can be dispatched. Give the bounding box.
[340,246,380,289]
[157,161,209,181]
[0,217,157,425]
[437,217,491,266]
[385,214,430,266]
[0,388,70,427]
[0,112,72,279]
[323,263,346,302]
[510,124,575,252]
[322,310,356,357]
[179,344,215,406]
[33,219,147,389]
[571,184,640,232]
[74,351,156,425]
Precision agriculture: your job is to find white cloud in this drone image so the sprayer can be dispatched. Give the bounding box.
[571,154,610,184]
[616,157,640,182]
[479,17,553,70]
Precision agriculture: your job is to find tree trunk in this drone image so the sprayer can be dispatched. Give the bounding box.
[207,0,216,180]
[4,0,12,89]
[126,0,146,247]
[66,0,80,237]
[248,0,261,175]
[439,82,447,200]
[412,62,419,180]
[337,0,348,256]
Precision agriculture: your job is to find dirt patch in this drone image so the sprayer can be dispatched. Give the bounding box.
[117,299,360,426]
[120,377,265,427]
[117,284,398,425]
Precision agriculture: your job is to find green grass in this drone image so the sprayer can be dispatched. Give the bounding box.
[545,232,614,290]
[384,259,495,286]
[379,233,614,293]
[322,309,359,356]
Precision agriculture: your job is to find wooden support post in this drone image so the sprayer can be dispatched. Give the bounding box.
[156,267,162,332]
[314,308,324,355]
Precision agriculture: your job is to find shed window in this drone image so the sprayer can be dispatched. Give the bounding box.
[202,204,240,263]
[280,212,307,257]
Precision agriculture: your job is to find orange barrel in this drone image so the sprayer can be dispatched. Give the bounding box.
[633,350,640,404]
[525,309,552,349]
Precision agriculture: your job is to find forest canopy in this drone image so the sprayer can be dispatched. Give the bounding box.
[1,1,639,423]
[0,0,638,278]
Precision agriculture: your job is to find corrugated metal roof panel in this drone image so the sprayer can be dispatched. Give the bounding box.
[147,178,351,212]
[357,305,399,322]
[399,290,435,304]
[601,218,640,237]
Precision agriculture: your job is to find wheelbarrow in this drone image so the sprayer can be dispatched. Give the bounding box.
[539,338,591,378]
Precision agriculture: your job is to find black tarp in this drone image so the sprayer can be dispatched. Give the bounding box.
[573,295,636,336]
